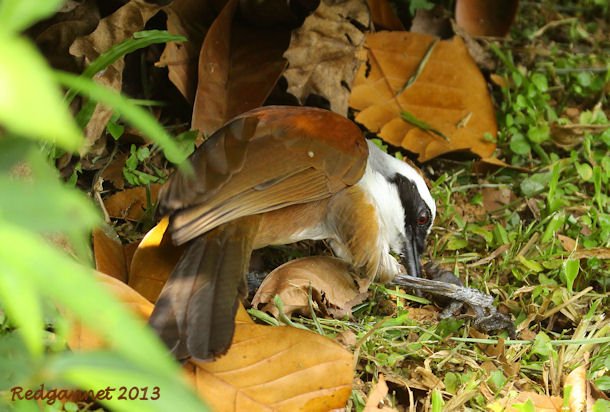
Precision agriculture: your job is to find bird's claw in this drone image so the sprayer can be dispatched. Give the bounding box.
[391,264,516,338]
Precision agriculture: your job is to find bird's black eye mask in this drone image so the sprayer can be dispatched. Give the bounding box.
[390,173,432,253]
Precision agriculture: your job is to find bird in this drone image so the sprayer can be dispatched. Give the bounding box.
[149,106,436,361]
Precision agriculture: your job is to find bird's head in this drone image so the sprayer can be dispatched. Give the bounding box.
[363,141,436,277]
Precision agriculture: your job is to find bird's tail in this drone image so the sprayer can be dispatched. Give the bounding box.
[149,215,261,361]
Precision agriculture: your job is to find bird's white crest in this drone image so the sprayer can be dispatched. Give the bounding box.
[365,141,436,220]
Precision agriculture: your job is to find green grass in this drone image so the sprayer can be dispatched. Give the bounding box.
[283,1,610,409]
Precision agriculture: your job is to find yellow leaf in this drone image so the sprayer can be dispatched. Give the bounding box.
[92,226,128,283]
[128,217,185,303]
[349,32,497,161]
[187,321,353,411]
[71,270,353,411]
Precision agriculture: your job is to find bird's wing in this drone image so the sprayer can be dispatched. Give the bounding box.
[158,106,368,245]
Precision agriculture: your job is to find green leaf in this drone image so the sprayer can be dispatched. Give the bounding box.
[510,133,531,155]
[517,255,544,273]
[575,162,593,181]
[470,193,484,206]
[593,377,610,391]
[431,388,444,412]
[466,224,493,243]
[444,372,459,394]
[493,224,510,245]
[531,73,548,92]
[486,370,507,392]
[0,176,100,234]
[547,161,563,212]
[408,0,434,15]
[0,222,178,375]
[54,71,190,168]
[541,212,565,243]
[0,0,63,33]
[593,399,610,412]
[65,31,186,103]
[107,116,125,140]
[48,352,208,412]
[521,172,552,197]
[527,124,550,144]
[0,272,43,358]
[0,36,82,151]
[446,236,468,250]
[513,399,536,412]
[562,258,580,293]
[531,332,553,358]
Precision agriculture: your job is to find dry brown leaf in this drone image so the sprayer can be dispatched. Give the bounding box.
[367,0,403,30]
[34,0,100,72]
[455,0,519,37]
[128,217,185,302]
[489,391,563,412]
[551,124,587,150]
[410,7,453,38]
[283,0,370,115]
[411,367,444,390]
[66,271,153,351]
[156,0,217,103]
[192,0,290,136]
[363,375,398,411]
[251,256,367,318]
[123,241,140,275]
[92,226,128,283]
[558,234,579,253]
[336,329,358,347]
[573,248,610,260]
[402,305,438,322]
[482,186,515,213]
[69,0,165,154]
[78,257,355,410]
[565,363,592,412]
[103,184,161,221]
[349,32,497,162]
[187,316,353,411]
[100,152,128,190]
[472,157,530,174]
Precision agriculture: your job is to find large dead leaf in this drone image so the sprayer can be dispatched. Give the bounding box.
[128,217,185,302]
[92,226,128,283]
[69,0,166,154]
[455,0,519,37]
[283,0,370,115]
[187,309,353,411]
[252,256,367,318]
[82,250,354,411]
[156,0,217,103]
[192,0,290,136]
[349,32,497,161]
[489,392,563,412]
[67,271,154,351]
[103,184,161,221]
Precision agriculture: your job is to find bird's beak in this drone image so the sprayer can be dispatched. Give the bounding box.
[401,235,422,277]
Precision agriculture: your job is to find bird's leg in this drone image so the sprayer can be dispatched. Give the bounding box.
[391,263,516,338]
